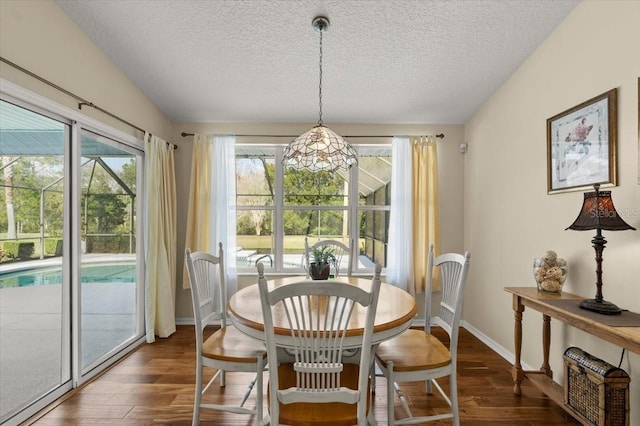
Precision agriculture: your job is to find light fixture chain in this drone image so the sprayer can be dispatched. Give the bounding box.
[318,29,323,126]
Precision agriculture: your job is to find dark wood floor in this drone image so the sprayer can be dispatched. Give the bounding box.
[28,325,578,425]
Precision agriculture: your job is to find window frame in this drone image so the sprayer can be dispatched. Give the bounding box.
[235,143,391,274]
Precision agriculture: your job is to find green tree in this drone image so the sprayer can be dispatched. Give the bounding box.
[121,159,136,192]
[2,156,17,238]
[13,160,41,234]
[284,169,343,206]
[237,159,272,236]
[235,157,347,237]
[283,169,345,236]
[87,194,127,233]
[1,156,65,237]
[115,158,137,236]
[81,159,129,234]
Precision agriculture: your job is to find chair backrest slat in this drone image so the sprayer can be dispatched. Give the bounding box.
[185,243,226,348]
[259,263,381,421]
[304,237,355,277]
[424,245,471,359]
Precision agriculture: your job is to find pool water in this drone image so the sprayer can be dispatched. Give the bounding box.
[0,264,136,289]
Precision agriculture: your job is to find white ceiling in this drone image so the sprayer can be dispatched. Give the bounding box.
[54,0,579,125]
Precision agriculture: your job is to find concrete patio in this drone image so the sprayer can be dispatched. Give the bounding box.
[0,256,139,421]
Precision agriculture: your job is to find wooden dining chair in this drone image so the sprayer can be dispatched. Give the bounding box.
[185,245,267,425]
[257,262,382,426]
[375,245,471,426]
[304,237,354,277]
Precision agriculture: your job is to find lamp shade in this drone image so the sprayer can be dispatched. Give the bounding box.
[566,186,636,231]
[565,184,635,315]
[283,125,358,172]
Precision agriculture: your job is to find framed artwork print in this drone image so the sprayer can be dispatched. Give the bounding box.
[547,88,617,194]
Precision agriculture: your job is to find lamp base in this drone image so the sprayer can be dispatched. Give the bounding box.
[579,298,622,315]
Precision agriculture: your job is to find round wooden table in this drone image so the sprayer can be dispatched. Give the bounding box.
[228,276,417,348]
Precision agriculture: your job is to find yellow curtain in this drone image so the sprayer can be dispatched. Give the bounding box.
[144,133,177,342]
[412,136,441,292]
[182,134,212,288]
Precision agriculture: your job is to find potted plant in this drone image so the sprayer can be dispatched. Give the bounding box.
[309,245,336,280]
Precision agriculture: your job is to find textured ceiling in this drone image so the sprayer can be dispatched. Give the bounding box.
[54,0,579,125]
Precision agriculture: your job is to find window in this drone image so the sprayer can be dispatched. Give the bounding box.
[235,144,392,273]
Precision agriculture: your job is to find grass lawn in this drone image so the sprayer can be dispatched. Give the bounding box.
[236,235,353,254]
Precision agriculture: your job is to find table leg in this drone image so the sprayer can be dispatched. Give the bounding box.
[541,314,553,378]
[511,295,524,396]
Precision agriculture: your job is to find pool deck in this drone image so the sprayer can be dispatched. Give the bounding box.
[0,255,138,421]
[0,253,136,273]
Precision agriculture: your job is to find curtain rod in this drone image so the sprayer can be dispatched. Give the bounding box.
[1,56,177,150]
[181,132,444,139]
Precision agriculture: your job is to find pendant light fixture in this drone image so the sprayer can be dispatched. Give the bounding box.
[282,16,358,172]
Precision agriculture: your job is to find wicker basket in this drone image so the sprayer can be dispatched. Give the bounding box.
[563,347,630,426]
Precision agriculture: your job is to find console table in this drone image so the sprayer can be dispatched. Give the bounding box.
[504,287,640,421]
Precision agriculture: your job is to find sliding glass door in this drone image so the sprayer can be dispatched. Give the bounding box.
[0,97,145,424]
[0,100,71,424]
[79,129,143,373]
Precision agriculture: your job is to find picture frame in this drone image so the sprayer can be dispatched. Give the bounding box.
[547,88,617,194]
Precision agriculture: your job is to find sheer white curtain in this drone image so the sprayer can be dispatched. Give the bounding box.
[386,137,415,295]
[209,135,238,295]
[144,132,177,342]
[183,134,237,306]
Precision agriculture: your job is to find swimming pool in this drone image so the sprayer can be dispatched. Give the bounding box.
[0,263,136,289]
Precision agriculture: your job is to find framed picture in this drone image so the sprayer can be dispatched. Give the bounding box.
[547,88,617,194]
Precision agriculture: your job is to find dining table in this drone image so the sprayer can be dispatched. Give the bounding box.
[228,275,418,351]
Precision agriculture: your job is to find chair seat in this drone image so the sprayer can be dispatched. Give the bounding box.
[270,362,370,426]
[202,326,266,363]
[376,329,451,372]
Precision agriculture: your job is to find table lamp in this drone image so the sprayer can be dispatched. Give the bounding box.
[566,184,636,314]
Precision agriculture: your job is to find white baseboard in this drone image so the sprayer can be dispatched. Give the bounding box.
[176,318,226,326]
[176,318,195,326]
[461,320,535,371]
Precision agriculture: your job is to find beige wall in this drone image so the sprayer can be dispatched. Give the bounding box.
[464,1,640,423]
[0,0,172,139]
